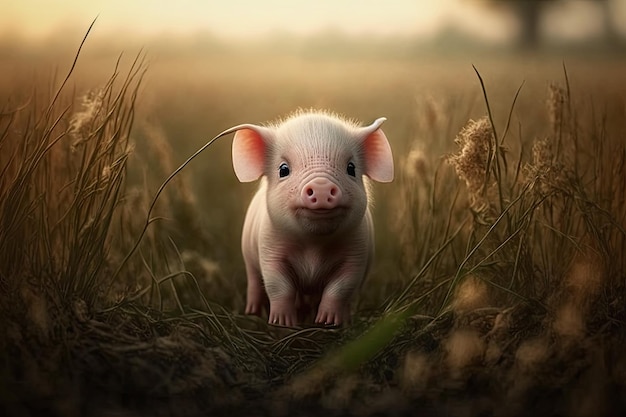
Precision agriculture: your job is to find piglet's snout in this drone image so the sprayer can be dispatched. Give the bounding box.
[301,178,342,210]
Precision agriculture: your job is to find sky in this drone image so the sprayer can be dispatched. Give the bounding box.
[1,0,624,43]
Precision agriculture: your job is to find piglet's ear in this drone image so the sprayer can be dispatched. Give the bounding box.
[360,117,394,183]
[232,125,272,182]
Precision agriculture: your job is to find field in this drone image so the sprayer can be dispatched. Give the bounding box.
[1,30,626,416]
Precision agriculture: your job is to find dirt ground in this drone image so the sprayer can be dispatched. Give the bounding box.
[2,294,625,417]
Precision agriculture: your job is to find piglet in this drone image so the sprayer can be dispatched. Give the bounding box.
[231,110,394,326]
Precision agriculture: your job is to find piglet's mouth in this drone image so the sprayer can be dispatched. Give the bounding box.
[297,207,347,218]
[295,207,349,235]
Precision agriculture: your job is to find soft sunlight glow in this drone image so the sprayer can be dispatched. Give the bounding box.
[1,1,419,38]
[2,0,623,43]
[1,0,498,40]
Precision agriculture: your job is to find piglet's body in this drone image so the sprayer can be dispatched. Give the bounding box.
[231,111,394,326]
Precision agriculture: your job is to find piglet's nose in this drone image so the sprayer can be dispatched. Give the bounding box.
[301,178,342,209]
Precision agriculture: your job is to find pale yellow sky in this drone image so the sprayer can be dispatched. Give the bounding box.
[0,0,512,40]
[1,0,623,42]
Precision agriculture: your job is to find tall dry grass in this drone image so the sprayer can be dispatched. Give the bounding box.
[389,66,626,318]
[1,29,625,415]
[0,31,145,323]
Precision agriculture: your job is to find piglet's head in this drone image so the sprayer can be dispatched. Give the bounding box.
[232,112,394,236]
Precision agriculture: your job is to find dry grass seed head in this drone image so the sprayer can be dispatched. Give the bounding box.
[515,337,550,372]
[524,136,567,194]
[401,351,432,392]
[70,87,105,149]
[547,82,567,138]
[448,117,493,213]
[415,94,445,131]
[552,249,604,339]
[553,301,585,338]
[565,250,605,302]
[444,329,485,378]
[402,146,429,181]
[452,275,490,313]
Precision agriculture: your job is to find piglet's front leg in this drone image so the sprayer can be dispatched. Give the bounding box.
[315,275,359,326]
[264,273,298,327]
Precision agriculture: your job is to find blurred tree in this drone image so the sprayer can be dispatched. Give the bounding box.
[511,0,552,47]
[598,0,621,45]
[485,0,621,48]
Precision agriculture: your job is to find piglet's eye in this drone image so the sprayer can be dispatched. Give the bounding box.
[279,163,290,178]
[347,162,356,177]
